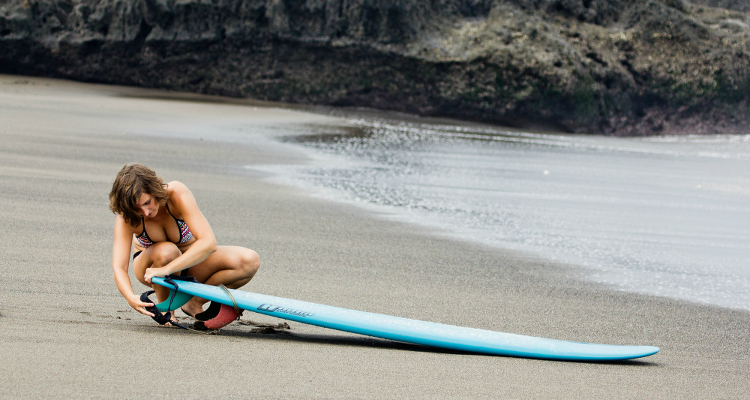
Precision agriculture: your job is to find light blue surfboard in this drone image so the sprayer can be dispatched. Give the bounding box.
[152,277,659,361]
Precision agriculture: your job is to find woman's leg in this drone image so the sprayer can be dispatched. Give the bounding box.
[181,245,260,317]
[132,242,183,303]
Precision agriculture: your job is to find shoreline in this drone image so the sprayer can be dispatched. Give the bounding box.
[0,75,747,399]
[254,111,750,313]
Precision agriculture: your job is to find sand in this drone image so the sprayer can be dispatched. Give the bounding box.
[0,75,747,399]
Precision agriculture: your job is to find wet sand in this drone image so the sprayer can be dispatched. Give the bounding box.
[0,75,747,399]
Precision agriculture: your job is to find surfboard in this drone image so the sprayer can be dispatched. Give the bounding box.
[152,277,659,361]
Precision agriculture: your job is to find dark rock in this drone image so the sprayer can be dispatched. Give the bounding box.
[691,0,750,12]
[0,0,748,135]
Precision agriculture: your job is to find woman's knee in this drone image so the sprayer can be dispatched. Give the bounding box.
[150,243,182,267]
[239,248,260,278]
[133,244,181,286]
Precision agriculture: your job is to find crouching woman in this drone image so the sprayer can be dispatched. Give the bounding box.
[109,163,259,328]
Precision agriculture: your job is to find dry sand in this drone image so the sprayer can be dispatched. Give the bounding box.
[0,75,747,399]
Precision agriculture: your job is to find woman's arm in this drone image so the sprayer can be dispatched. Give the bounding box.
[112,214,155,316]
[144,181,217,282]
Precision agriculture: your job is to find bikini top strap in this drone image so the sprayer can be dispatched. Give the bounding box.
[165,202,180,222]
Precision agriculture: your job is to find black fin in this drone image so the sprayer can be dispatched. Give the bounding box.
[195,301,222,321]
[193,321,208,331]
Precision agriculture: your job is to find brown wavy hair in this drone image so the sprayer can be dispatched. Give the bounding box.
[109,164,169,227]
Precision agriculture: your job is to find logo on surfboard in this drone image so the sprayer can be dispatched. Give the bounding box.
[258,303,314,318]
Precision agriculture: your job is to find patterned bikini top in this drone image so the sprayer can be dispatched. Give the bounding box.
[135,204,194,248]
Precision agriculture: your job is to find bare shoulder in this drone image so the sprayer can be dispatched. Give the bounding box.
[167,180,189,193]
[166,181,194,199]
[166,181,198,209]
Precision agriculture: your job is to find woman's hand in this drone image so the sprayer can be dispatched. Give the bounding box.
[143,267,168,283]
[127,293,155,317]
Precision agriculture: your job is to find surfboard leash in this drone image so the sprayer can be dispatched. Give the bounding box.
[140,291,191,331]
[140,276,220,335]
[218,284,244,321]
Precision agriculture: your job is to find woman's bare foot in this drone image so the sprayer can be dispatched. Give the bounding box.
[164,313,181,327]
[180,301,205,318]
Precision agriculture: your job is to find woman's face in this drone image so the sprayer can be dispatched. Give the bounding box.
[137,193,159,218]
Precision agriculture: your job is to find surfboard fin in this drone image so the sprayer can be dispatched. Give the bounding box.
[140,290,190,330]
[155,290,193,312]
[194,301,222,321]
[193,303,242,330]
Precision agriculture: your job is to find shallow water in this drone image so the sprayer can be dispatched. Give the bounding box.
[255,116,750,311]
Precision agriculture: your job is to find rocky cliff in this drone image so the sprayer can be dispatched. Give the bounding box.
[1,0,748,135]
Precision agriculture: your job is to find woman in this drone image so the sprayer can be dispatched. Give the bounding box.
[109,163,259,328]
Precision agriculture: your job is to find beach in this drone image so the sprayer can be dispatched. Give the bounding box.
[0,75,747,399]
